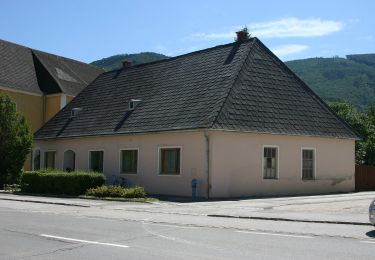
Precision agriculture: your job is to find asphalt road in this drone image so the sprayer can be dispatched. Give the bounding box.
[0,200,375,259]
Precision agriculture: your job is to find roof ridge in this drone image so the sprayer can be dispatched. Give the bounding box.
[32,48,104,72]
[255,40,360,139]
[0,38,102,72]
[209,38,257,128]
[103,38,255,74]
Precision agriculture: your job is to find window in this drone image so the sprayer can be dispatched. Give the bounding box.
[70,108,82,118]
[263,147,278,179]
[33,149,41,170]
[44,151,56,169]
[89,151,104,172]
[63,150,76,172]
[302,149,315,180]
[121,149,138,174]
[159,148,181,175]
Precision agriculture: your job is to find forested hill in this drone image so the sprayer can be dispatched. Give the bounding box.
[285,54,375,110]
[91,52,169,71]
[91,52,375,110]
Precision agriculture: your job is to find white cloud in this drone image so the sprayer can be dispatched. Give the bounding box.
[271,44,309,58]
[189,17,344,41]
[250,18,343,38]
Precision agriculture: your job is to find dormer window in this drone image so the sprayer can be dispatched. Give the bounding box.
[129,99,142,110]
[71,107,82,118]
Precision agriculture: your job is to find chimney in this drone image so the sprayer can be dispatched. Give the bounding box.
[236,30,248,43]
[122,60,131,70]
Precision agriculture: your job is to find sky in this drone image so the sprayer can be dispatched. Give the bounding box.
[1,0,374,63]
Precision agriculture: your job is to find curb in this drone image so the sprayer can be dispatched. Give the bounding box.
[0,197,90,208]
[207,214,372,226]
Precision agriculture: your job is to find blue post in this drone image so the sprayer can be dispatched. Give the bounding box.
[191,178,198,200]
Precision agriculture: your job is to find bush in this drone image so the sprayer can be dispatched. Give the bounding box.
[20,170,105,195]
[85,185,147,198]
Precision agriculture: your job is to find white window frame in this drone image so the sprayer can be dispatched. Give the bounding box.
[63,149,77,172]
[119,148,139,175]
[158,146,182,176]
[32,148,41,170]
[44,150,57,169]
[301,147,316,180]
[88,149,104,172]
[262,145,279,180]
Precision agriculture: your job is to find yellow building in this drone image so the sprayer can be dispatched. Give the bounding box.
[0,39,103,169]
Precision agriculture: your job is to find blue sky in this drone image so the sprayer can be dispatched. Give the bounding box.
[1,0,374,63]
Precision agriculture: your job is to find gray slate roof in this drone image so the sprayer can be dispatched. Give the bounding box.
[0,39,103,96]
[34,38,359,140]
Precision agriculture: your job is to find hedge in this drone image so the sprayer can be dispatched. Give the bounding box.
[85,185,147,198]
[20,170,105,195]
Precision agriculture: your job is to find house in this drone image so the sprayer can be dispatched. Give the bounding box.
[0,39,103,133]
[33,33,359,198]
[0,39,103,170]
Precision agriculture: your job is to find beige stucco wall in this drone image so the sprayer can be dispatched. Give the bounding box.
[34,131,208,197]
[0,89,43,132]
[34,130,355,198]
[45,95,61,122]
[209,131,355,198]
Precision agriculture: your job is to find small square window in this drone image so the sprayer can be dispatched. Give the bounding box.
[121,150,138,174]
[159,148,181,175]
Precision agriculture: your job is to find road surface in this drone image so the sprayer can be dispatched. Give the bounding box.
[0,199,374,259]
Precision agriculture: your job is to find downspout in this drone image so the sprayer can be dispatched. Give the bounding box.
[204,130,210,199]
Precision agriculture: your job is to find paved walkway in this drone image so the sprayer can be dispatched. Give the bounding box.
[0,191,374,225]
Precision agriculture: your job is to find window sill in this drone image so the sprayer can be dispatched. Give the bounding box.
[302,178,315,181]
[158,173,181,176]
[263,178,278,180]
[120,172,138,175]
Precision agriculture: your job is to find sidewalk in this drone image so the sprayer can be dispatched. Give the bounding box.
[1,191,374,225]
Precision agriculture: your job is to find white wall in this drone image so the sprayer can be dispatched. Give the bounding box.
[34,130,356,198]
[209,131,355,198]
[35,131,208,197]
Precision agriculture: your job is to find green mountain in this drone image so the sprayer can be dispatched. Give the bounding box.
[285,54,375,110]
[91,52,169,71]
[91,52,375,110]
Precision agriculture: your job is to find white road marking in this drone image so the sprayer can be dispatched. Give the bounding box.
[143,222,199,229]
[40,234,129,248]
[360,240,375,244]
[235,230,314,239]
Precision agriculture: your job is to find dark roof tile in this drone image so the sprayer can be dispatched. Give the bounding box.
[34,38,359,140]
[0,39,103,96]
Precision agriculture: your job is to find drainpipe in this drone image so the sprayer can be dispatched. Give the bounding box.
[204,130,210,199]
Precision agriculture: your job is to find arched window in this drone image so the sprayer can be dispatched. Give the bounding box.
[63,150,75,172]
[33,149,41,170]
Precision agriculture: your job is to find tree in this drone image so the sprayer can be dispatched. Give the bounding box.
[329,101,375,165]
[0,94,33,187]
